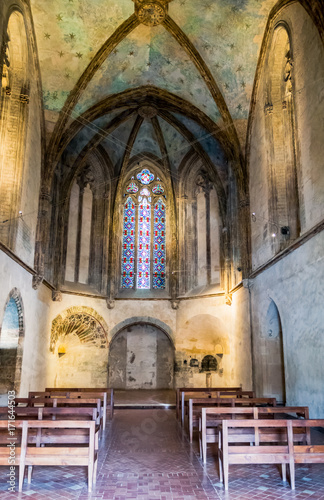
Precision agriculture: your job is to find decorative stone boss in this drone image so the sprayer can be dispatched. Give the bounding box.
[133,0,173,26]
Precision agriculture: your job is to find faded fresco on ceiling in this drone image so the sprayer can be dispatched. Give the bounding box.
[130,119,162,159]
[157,116,192,171]
[101,116,137,168]
[31,0,277,124]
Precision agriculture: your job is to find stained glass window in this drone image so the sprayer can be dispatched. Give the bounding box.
[126,182,138,194]
[121,169,166,290]
[137,197,151,289]
[153,199,166,289]
[137,168,154,185]
[152,184,164,195]
[121,197,136,288]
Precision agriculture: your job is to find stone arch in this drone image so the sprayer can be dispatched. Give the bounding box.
[109,317,174,389]
[50,306,109,388]
[0,288,25,394]
[110,316,173,345]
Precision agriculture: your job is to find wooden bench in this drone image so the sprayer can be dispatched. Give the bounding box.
[199,405,308,463]
[218,418,324,490]
[0,419,98,492]
[45,387,114,419]
[19,420,98,492]
[0,406,101,448]
[180,390,255,426]
[17,397,102,430]
[29,391,108,430]
[187,397,277,444]
[176,387,243,420]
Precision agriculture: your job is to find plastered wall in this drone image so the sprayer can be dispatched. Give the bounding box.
[250,231,324,417]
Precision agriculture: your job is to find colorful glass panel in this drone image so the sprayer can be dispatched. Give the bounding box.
[140,187,150,196]
[121,197,136,288]
[153,199,166,289]
[126,182,138,194]
[137,197,151,289]
[152,184,164,195]
[137,168,154,185]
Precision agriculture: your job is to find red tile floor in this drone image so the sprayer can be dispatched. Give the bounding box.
[1,408,324,499]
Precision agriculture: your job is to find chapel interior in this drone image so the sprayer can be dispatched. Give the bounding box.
[0,0,324,496]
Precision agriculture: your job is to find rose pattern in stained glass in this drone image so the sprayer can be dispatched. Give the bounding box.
[121,197,136,288]
[152,184,164,195]
[126,182,138,194]
[137,197,151,289]
[153,198,166,289]
[137,168,154,185]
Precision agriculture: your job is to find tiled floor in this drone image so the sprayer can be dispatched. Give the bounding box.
[1,408,324,499]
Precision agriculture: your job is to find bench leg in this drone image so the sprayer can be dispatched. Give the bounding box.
[202,436,207,464]
[27,466,33,484]
[218,453,223,484]
[289,460,295,490]
[93,457,98,485]
[223,456,229,491]
[281,464,287,482]
[88,457,95,493]
[18,465,25,492]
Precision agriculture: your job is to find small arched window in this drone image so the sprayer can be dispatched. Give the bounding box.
[121,168,166,290]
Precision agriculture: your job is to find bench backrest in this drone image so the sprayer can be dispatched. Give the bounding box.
[0,406,98,421]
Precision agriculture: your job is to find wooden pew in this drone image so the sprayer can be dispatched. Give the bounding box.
[199,405,309,463]
[218,418,324,490]
[180,390,255,426]
[187,397,277,443]
[176,387,243,420]
[45,387,114,419]
[19,420,98,493]
[187,398,235,443]
[16,397,102,429]
[29,391,108,430]
[0,419,23,470]
[0,406,101,448]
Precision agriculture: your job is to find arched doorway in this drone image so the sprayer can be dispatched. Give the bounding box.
[108,323,174,389]
[263,300,286,404]
[0,289,24,394]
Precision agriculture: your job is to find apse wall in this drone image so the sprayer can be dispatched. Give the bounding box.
[45,290,252,391]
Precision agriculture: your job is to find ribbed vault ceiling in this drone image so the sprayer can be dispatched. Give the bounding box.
[29,0,278,186]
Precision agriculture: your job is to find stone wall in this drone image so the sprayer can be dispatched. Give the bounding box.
[248,2,324,417]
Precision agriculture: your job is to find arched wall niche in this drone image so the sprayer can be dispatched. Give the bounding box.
[0,9,29,251]
[53,147,112,294]
[50,306,109,388]
[108,317,175,390]
[248,1,324,271]
[265,22,300,252]
[0,288,24,394]
[178,153,224,295]
[259,299,286,404]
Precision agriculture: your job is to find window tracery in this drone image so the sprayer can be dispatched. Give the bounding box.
[121,167,166,290]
